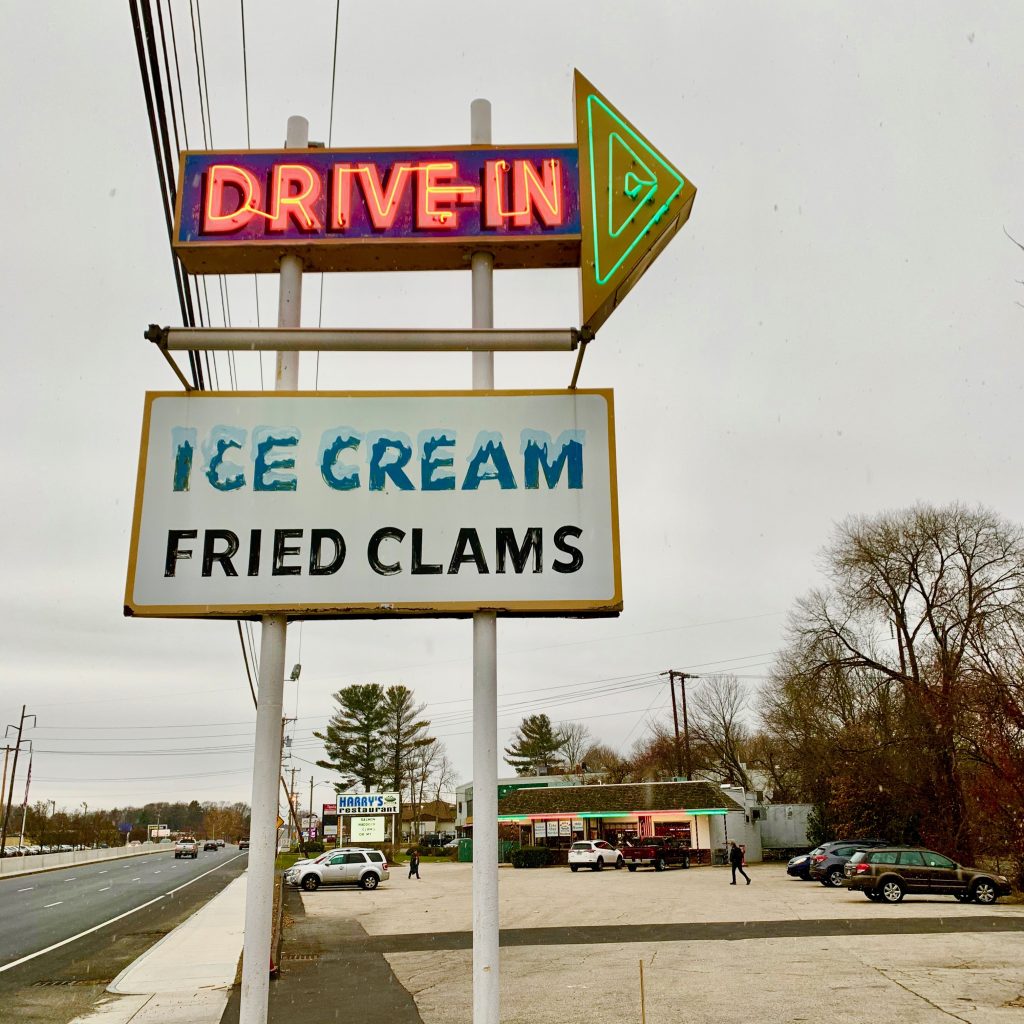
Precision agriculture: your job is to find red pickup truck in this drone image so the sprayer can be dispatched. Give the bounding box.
[622,837,691,872]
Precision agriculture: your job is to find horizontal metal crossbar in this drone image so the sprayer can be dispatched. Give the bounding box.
[148,326,580,353]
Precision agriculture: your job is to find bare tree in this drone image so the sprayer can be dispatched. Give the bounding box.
[558,721,593,778]
[774,503,1024,862]
[688,675,753,790]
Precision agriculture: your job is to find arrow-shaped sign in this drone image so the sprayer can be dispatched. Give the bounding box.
[575,69,697,336]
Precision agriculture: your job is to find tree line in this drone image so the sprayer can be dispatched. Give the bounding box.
[18,799,250,846]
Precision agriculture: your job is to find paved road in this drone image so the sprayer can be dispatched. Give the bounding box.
[0,844,248,1023]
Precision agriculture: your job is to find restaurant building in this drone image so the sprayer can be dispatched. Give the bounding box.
[496,780,759,863]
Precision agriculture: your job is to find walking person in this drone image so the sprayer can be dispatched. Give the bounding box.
[729,840,750,885]
[408,848,421,880]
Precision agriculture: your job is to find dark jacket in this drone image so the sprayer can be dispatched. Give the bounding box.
[728,845,743,867]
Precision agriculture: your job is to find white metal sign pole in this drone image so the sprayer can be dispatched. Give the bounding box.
[239,114,308,1024]
[470,97,500,1024]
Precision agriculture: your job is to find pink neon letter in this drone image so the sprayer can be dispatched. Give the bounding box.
[202,164,263,233]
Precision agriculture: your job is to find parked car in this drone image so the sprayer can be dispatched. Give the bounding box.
[442,838,461,850]
[285,849,389,891]
[568,840,624,872]
[175,838,199,859]
[622,836,690,872]
[846,847,1011,904]
[787,850,817,879]
[216,839,225,848]
[809,839,890,887]
[418,832,456,849]
[238,838,250,850]
[203,840,219,851]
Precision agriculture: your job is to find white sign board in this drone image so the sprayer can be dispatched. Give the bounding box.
[546,820,559,837]
[334,792,401,815]
[350,816,386,842]
[533,821,546,840]
[125,391,620,618]
[558,820,571,837]
[323,824,338,837]
[572,819,584,832]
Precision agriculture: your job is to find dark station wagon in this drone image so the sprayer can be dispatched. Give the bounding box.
[845,846,1011,904]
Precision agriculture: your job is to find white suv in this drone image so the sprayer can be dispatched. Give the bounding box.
[568,840,624,872]
[286,848,389,891]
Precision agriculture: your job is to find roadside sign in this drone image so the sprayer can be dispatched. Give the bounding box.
[351,816,387,842]
[118,822,132,834]
[170,70,694,336]
[275,816,284,829]
[335,793,400,816]
[175,146,580,274]
[125,390,621,618]
[574,70,697,335]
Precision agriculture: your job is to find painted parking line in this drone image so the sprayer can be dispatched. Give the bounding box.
[43,902,63,909]
[99,870,108,874]
[64,878,77,882]
[131,877,141,882]
[98,886,111,892]
[16,887,33,893]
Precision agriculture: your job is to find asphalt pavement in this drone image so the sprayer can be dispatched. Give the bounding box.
[0,845,248,1024]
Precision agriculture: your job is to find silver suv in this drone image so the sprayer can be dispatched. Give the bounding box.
[285,848,389,891]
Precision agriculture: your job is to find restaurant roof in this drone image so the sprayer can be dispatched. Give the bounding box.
[496,780,744,818]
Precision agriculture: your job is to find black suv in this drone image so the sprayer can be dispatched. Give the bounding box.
[809,839,889,887]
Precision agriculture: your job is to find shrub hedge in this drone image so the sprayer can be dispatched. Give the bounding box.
[511,845,555,868]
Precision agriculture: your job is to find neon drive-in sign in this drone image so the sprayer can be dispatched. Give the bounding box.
[175,146,581,274]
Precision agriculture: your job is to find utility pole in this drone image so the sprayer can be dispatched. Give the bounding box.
[666,672,700,780]
[667,673,683,778]
[18,743,33,846]
[308,776,314,844]
[2,706,35,857]
[0,746,10,827]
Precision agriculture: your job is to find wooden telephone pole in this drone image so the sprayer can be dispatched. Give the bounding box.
[665,672,700,780]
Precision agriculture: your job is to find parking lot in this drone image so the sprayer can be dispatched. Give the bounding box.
[291,860,1024,1023]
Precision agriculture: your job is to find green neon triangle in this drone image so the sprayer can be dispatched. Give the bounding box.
[609,133,657,238]
[586,94,686,287]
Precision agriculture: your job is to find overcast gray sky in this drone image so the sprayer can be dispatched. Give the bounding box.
[1,2,1021,812]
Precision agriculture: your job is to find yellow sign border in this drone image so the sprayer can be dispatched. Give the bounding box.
[124,389,622,620]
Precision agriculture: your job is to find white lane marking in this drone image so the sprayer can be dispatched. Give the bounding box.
[43,902,63,909]
[0,852,245,974]
[16,887,33,893]
[99,870,108,874]
[153,870,161,874]
[98,886,111,892]
[64,878,77,882]
[131,877,141,882]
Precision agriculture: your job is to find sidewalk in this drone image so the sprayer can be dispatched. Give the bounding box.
[66,874,247,1024]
